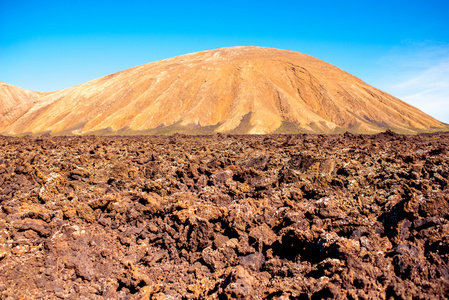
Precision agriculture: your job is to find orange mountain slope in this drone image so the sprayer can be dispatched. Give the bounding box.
[1,47,447,135]
[0,82,48,130]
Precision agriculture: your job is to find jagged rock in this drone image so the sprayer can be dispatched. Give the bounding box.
[0,133,448,299]
[12,218,51,237]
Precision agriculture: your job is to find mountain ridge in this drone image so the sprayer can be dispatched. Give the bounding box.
[1,46,448,135]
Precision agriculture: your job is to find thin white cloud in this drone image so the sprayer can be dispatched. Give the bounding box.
[376,43,449,124]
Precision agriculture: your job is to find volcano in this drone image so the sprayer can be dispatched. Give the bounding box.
[1,47,447,135]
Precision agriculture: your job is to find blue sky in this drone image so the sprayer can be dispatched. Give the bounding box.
[1,0,448,123]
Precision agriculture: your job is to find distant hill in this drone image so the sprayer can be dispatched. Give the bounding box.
[0,82,46,130]
[1,47,447,135]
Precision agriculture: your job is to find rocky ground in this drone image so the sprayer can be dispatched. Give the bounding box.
[0,131,448,299]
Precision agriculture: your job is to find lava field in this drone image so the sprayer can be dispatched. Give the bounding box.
[0,132,448,299]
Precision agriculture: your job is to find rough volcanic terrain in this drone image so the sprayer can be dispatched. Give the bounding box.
[0,132,448,299]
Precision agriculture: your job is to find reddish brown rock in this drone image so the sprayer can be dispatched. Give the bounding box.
[12,218,51,237]
[0,133,448,299]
